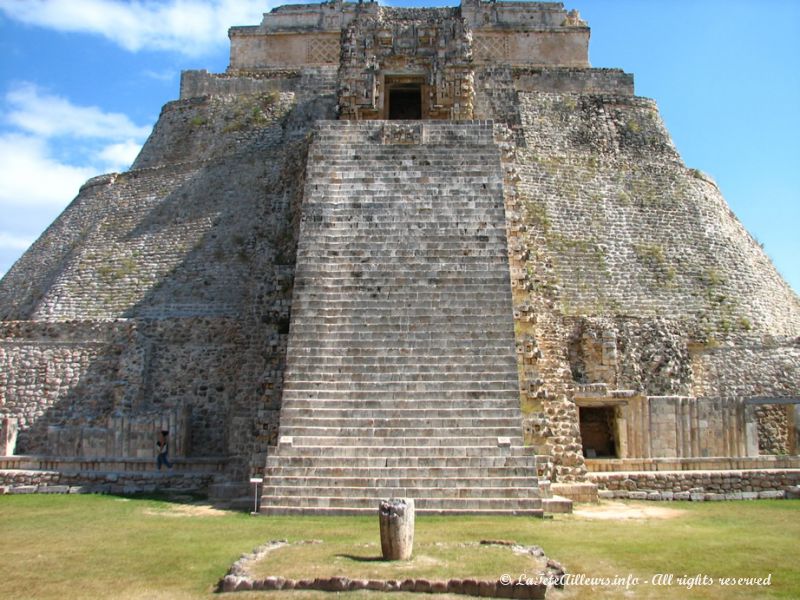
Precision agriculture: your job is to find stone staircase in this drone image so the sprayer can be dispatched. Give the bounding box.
[259,120,542,515]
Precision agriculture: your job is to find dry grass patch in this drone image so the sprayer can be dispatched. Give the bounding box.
[571,500,686,520]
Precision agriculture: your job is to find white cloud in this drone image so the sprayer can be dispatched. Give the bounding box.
[0,133,94,207]
[143,68,179,82]
[98,140,142,171]
[0,82,149,196]
[6,82,151,141]
[0,232,35,250]
[0,0,270,56]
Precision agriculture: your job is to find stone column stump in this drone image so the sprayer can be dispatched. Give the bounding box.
[378,498,415,560]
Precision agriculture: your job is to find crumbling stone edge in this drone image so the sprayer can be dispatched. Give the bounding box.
[216,539,565,599]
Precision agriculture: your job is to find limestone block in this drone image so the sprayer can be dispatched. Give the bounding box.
[758,491,784,499]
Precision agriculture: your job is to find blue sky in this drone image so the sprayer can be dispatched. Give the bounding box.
[0,0,798,292]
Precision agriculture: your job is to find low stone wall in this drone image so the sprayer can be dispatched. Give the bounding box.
[590,469,800,501]
[0,468,213,494]
[586,455,800,472]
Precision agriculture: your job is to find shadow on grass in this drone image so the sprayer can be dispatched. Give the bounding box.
[106,489,209,505]
[335,554,386,563]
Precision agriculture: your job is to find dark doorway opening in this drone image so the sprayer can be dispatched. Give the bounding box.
[579,406,618,458]
[388,85,422,120]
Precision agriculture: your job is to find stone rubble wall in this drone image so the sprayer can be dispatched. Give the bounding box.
[488,75,800,480]
[0,68,337,480]
[512,67,634,96]
[591,469,800,501]
[755,404,792,455]
[511,91,799,333]
[180,67,338,102]
[0,319,285,471]
[2,87,329,322]
[690,339,800,398]
[0,470,213,494]
[691,340,800,455]
[0,2,798,492]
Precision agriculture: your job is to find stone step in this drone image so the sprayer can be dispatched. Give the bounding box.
[279,407,523,418]
[296,236,506,244]
[279,417,522,429]
[288,305,510,315]
[281,429,523,442]
[282,382,517,393]
[542,496,573,514]
[300,206,504,214]
[309,167,501,175]
[279,390,520,400]
[263,470,536,482]
[294,270,509,280]
[284,353,516,361]
[284,367,516,377]
[282,369,518,379]
[291,292,510,299]
[280,428,522,440]
[261,485,538,499]
[264,456,536,469]
[273,445,531,458]
[284,325,514,335]
[289,305,512,314]
[260,121,535,516]
[284,355,516,365]
[259,505,543,517]
[279,400,522,411]
[287,341,515,350]
[260,496,541,513]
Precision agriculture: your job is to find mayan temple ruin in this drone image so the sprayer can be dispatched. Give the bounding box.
[0,0,798,513]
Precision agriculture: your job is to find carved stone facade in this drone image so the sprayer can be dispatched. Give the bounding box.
[228,0,588,121]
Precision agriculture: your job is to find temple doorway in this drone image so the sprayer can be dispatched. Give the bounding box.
[579,405,618,458]
[385,76,424,120]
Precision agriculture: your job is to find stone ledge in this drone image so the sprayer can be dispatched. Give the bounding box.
[549,482,597,503]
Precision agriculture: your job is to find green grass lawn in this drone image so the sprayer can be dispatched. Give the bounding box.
[0,494,797,599]
[246,540,544,581]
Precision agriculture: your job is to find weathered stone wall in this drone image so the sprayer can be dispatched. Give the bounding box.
[0,319,286,472]
[0,322,120,452]
[495,82,800,479]
[755,405,791,455]
[0,67,337,479]
[0,469,214,493]
[592,469,800,500]
[510,91,799,333]
[180,67,338,101]
[1,81,333,322]
[230,0,589,72]
[1,1,798,492]
[690,338,799,398]
[512,68,633,95]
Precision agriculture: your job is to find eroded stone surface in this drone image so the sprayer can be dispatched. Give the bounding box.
[0,1,797,503]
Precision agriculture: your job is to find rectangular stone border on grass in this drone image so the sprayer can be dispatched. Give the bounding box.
[218,540,561,599]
